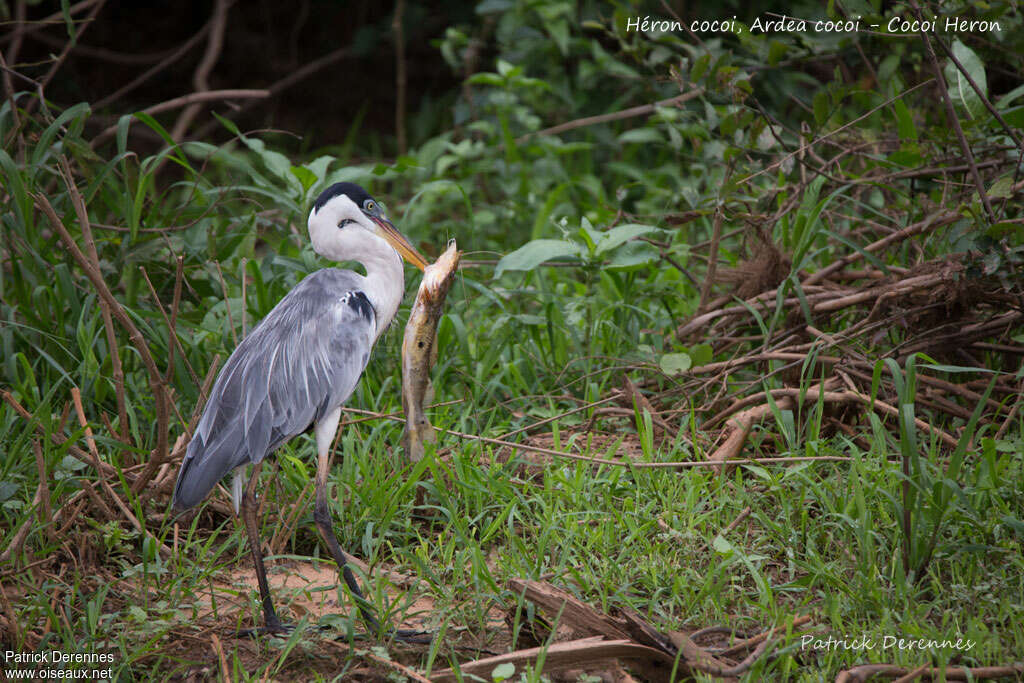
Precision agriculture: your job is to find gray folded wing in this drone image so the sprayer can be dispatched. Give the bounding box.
[173,269,376,510]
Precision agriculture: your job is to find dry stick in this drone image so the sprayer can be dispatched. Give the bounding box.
[31,441,55,542]
[435,423,852,469]
[739,80,933,185]
[93,18,213,110]
[93,88,269,146]
[213,260,239,348]
[803,211,960,286]
[33,186,172,492]
[835,662,1024,682]
[139,264,199,389]
[718,614,813,659]
[707,396,796,474]
[916,35,1024,152]
[910,1,996,224]
[71,388,173,559]
[57,157,131,445]
[516,89,704,143]
[0,0,98,46]
[722,505,752,536]
[0,579,22,647]
[0,49,23,154]
[210,633,231,682]
[331,642,432,683]
[171,0,232,141]
[892,664,931,683]
[193,46,350,140]
[431,638,675,683]
[22,0,107,118]
[5,0,27,64]
[837,371,959,448]
[707,382,849,428]
[994,376,1024,441]
[0,483,43,566]
[697,203,724,314]
[392,0,407,155]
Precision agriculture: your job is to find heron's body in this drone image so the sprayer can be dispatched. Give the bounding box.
[172,182,428,636]
[173,269,380,510]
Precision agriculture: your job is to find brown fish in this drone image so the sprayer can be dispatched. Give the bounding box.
[401,239,460,461]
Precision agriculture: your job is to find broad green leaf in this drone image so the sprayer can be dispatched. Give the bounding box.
[659,352,692,375]
[988,176,1014,199]
[595,223,659,255]
[492,662,516,682]
[618,128,663,144]
[495,239,581,277]
[943,40,987,120]
[606,241,659,269]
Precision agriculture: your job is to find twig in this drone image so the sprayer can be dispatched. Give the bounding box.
[93,89,270,146]
[835,662,1024,682]
[31,441,54,542]
[24,0,107,117]
[707,396,796,474]
[172,0,232,140]
[0,482,43,566]
[910,0,996,223]
[738,79,933,184]
[71,387,173,559]
[33,173,172,490]
[93,16,214,110]
[718,614,813,658]
[393,0,407,155]
[722,506,752,536]
[0,579,22,647]
[697,203,724,313]
[326,641,432,683]
[193,46,350,139]
[210,633,231,682]
[516,88,703,143]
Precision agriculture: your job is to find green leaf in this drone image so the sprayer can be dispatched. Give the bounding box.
[893,99,917,142]
[291,165,317,192]
[492,662,516,682]
[943,40,987,120]
[0,481,18,504]
[691,54,711,82]
[495,239,582,277]
[595,223,659,255]
[988,176,1014,199]
[712,535,734,555]
[659,352,692,375]
[606,241,659,269]
[618,128,663,144]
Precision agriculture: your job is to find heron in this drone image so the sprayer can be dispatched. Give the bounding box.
[172,182,429,637]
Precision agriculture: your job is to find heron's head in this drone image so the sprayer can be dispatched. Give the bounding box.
[307,182,428,271]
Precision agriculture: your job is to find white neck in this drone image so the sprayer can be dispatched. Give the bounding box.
[357,245,404,339]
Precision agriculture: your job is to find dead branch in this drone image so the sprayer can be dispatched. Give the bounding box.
[170,0,233,141]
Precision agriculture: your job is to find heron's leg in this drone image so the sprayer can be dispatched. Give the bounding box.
[240,462,286,633]
[312,445,382,633]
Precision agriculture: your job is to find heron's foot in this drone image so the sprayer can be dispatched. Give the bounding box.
[392,628,433,644]
[236,620,295,638]
[330,626,433,644]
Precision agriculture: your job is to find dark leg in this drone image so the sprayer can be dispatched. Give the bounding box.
[239,462,288,635]
[312,448,433,644]
[313,448,382,633]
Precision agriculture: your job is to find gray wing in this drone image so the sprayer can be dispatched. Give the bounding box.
[173,269,376,510]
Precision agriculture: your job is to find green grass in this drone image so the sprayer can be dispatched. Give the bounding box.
[3,3,1024,679]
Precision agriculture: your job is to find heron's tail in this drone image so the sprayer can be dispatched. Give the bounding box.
[172,426,249,511]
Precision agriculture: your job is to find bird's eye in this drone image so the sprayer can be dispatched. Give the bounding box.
[338,218,353,229]
[364,200,376,212]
